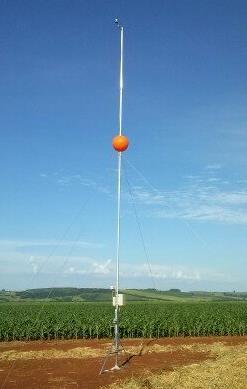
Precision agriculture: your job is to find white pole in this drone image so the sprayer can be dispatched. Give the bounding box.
[116,25,124,307]
[114,22,124,370]
[99,21,126,374]
[114,152,121,368]
[119,26,124,136]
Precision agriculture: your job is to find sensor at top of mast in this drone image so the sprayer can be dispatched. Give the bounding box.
[115,18,122,28]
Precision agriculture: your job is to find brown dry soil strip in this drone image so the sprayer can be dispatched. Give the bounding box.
[107,342,247,389]
[0,336,246,389]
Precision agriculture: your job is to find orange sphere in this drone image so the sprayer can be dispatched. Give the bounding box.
[112,135,129,152]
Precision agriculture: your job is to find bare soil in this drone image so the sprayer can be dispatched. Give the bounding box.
[0,336,246,389]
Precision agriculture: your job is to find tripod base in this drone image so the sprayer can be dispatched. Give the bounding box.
[99,338,129,375]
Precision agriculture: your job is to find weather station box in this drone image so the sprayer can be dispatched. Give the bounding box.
[113,294,126,306]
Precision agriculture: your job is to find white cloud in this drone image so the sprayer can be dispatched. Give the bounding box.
[0,239,103,249]
[63,259,233,284]
[129,173,247,225]
[124,263,201,281]
[0,238,242,290]
[205,164,222,170]
[66,259,113,276]
[0,239,106,282]
[92,259,112,275]
[41,172,111,195]
[117,262,236,284]
[28,256,38,274]
[213,192,247,205]
[207,177,220,182]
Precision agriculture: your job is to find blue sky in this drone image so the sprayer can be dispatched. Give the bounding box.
[1,0,247,291]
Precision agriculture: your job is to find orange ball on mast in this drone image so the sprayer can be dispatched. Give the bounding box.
[112,135,129,152]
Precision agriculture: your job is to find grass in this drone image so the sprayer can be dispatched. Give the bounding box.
[107,343,247,389]
[0,347,104,360]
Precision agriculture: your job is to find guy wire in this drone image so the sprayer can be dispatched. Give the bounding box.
[124,157,210,250]
[122,160,157,291]
[1,186,99,388]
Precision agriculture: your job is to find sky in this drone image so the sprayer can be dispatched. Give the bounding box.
[0,0,247,292]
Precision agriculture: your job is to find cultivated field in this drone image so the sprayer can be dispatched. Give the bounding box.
[0,301,247,340]
[0,298,247,388]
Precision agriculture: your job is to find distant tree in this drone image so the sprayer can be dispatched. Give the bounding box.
[169,289,181,293]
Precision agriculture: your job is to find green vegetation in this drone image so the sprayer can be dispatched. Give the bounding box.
[1,288,246,342]
[124,289,247,302]
[0,288,147,303]
[0,301,246,341]
[16,288,113,302]
[1,287,246,303]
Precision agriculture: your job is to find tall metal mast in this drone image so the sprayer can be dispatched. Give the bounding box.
[100,19,129,374]
[114,18,124,370]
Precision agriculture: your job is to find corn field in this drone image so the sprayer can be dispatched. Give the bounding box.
[0,301,246,341]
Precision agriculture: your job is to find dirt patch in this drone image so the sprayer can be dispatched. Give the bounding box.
[107,343,247,389]
[0,336,246,389]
